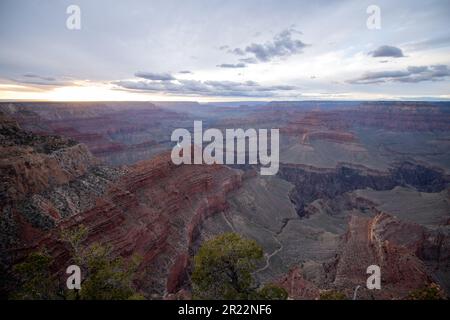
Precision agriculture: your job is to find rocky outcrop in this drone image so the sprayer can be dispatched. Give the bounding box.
[33,153,242,297]
[280,110,358,146]
[0,113,123,262]
[331,213,434,299]
[273,212,441,300]
[0,102,185,166]
[1,114,243,298]
[277,266,320,299]
[0,112,98,202]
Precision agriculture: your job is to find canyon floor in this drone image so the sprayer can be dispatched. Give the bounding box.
[1,101,449,299]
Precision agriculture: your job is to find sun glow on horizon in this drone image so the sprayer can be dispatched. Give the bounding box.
[0,82,191,102]
[0,82,263,102]
[46,83,153,101]
[1,82,449,103]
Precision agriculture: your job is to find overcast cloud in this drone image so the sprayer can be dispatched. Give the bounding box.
[0,0,449,100]
[113,78,297,97]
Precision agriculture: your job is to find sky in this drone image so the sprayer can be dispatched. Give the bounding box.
[0,0,449,101]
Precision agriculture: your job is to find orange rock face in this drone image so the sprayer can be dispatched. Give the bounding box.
[30,153,242,297]
[275,211,445,300]
[332,213,433,299]
[277,266,320,300]
[1,115,242,297]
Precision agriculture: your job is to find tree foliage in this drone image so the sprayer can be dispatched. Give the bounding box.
[407,283,446,300]
[12,251,59,300]
[192,232,286,300]
[12,225,143,300]
[258,283,288,300]
[319,289,347,300]
[71,243,142,300]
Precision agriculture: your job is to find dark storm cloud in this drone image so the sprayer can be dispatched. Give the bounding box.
[348,65,450,84]
[113,78,296,97]
[134,72,176,81]
[230,28,308,62]
[369,45,405,58]
[216,63,247,68]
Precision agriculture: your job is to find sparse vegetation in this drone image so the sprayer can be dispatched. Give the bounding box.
[319,289,347,300]
[407,283,446,300]
[258,283,288,300]
[11,225,143,300]
[12,251,59,300]
[66,243,143,300]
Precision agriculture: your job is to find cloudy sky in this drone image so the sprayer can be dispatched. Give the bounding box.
[0,0,449,101]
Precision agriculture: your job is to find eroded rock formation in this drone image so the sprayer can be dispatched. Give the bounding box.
[278,163,449,217]
[331,213,435,299]
[0,114,242,297]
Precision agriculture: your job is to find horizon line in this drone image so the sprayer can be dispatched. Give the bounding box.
[1,99,450,103]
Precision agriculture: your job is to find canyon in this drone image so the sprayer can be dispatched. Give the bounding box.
[1,100,449,299]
